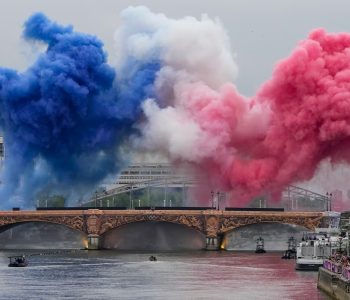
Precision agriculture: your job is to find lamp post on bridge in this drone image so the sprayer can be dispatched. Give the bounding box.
[94,191,98,208]
[210,191,220,210]
[216,192,225,210]
[129,188,133,209]
[326,192,333,211]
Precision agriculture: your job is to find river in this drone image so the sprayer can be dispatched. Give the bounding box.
[0,250,330,300]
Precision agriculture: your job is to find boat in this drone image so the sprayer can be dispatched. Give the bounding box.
[282,236,297,259]
[295,229,344,271]
[255,237,266,254]
[8,255,28,267]
[149,255,157,262]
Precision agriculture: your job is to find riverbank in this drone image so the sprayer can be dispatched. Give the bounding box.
[318,259,350,300]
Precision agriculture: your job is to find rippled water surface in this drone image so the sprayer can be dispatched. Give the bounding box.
[0,251,330,300]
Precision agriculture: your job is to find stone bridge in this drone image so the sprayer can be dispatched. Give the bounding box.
[0,209,327,250]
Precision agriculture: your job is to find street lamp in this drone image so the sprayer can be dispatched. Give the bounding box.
[94,191,98,208]
[211,191,214,208]
[326,192,332,211]
[217,192,220,210]
[138,199,141,207]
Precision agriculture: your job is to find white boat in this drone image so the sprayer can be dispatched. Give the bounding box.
[295,228,346,271]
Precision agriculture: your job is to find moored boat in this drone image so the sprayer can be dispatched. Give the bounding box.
[282,236,297,259]
[295,229,345,271]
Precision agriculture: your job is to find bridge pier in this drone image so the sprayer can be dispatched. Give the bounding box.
[205,235,222,251]
[87,234,100,250]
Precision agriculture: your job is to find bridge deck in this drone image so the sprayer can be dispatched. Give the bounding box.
[0,209,324,218]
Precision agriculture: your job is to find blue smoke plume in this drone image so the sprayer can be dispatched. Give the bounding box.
[0,13,160,208]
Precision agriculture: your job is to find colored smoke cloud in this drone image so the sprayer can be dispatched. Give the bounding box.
[115,6,238,100]
[2,6,350,208]
[0,12,159,208]
[130,8,350,205]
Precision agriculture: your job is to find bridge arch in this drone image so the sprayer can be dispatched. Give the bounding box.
[100,221,206,250]
[218,214,322,234]
[0,220,87,249]
[221,222,309,251]
[99,214,206,236]
[223,221,310,233]
[0,215,86,235]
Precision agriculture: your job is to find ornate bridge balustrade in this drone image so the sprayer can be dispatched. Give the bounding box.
[0,210,326,250]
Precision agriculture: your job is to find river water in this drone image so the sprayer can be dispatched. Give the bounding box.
[0,250,330,300]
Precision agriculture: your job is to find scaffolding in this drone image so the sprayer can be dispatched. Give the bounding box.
[84,164,330,211]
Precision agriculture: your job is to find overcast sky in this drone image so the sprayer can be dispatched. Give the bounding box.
[1,0,350,195]
[1,0,350,96]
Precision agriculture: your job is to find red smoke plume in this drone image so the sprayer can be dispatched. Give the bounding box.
[177,29,350,204]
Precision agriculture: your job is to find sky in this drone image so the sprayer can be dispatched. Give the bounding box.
[1,0,350,96]
[1,0,350,198]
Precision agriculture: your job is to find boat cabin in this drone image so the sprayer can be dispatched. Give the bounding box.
[8,255,28,267]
